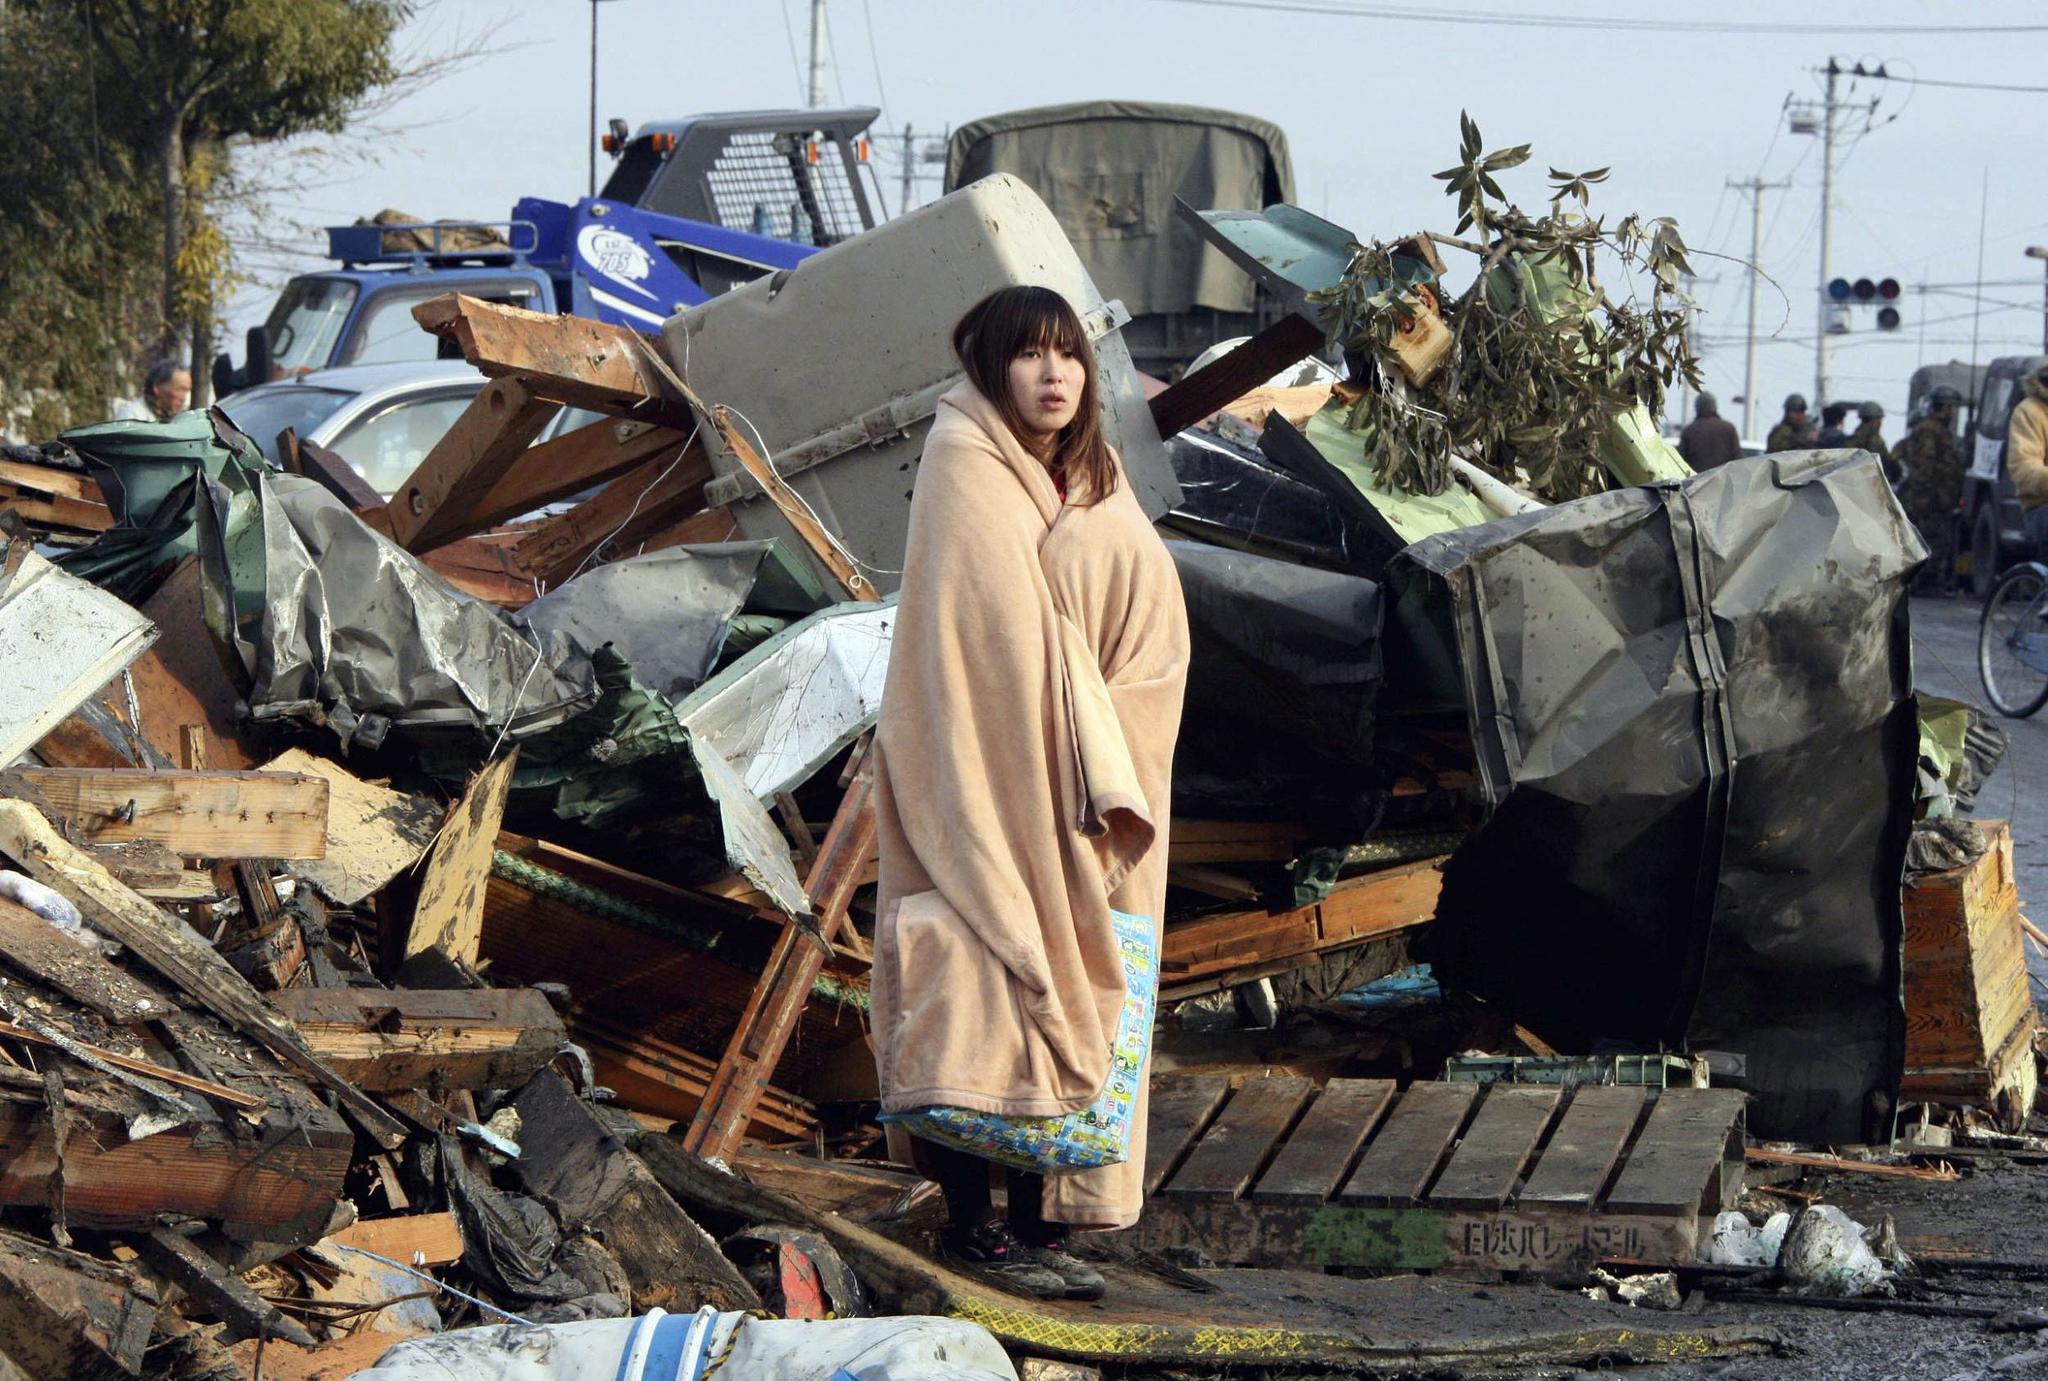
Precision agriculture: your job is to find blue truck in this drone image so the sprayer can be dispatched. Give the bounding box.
[214,107,884,397]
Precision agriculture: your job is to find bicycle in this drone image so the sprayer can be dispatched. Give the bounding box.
[1977,559,2048,717]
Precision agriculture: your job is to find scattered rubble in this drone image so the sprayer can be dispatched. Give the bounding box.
[0,164,2035,1379]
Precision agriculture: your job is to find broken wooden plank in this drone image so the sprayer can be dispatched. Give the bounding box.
[1338,1081,1480,1208]
[1161,855,1443,998]
[511,444,715,586]
[388,377,561,552]
[0,1098,352,1240]
[413,293,694,424]
[0,1022,261,1110]
[136,1226,315,1347]
[456,417,694,537]
[16,767,328,859]
[1425,1085,1561,1211]
[710,405,876,601]
[1160,1076,1315,1202]
[1148,312,1327,439]
[405,753,519,964]
[514,1070,759,1313]
[682,745,877,1161]
[1517,1085,1648,1211]
[575,1018,817,1141]
[0,1227,156,1378]
[0,897,174,1023]
[324,1212,464,1269]
[1742,1147,1960,1182]
[1143,1075,1232,1197]
[1602,1089,1747,1215]
[1251,1078,1395,1206]
[268,748,440,906]
[0,460,99,503]
[120,559,262,770]
[269,986,565,1092]
[0,800,407,1149]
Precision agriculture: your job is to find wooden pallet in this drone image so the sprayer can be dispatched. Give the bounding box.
[1133,1076,1746,1278]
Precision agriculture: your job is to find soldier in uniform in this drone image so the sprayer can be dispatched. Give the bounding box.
[1766,393,1817,452]
[1850,400,1894,483]
[1897,386,1965,595]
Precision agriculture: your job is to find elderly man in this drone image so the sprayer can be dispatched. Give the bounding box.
[112,362,192,423]
[1678,392,1742,471]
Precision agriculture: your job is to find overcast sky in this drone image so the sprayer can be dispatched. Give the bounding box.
[227,0,2048,441]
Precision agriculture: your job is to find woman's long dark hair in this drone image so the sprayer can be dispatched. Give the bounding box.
[951,286,1118,505]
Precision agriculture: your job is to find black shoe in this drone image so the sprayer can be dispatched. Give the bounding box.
[1016,1233,1107,1301]
[938,1218,1067,1300]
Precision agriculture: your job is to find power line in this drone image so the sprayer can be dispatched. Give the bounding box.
[1143,0,2048,33]
[1863,72,2048,94]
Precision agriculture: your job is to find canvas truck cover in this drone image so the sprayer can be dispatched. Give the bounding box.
[946,102,1293,319]
[1391,450,1924,1144]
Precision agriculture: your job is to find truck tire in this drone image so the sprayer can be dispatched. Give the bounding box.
[1972,504,2003,599]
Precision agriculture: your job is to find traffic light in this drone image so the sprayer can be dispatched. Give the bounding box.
[1825,276,1902,329]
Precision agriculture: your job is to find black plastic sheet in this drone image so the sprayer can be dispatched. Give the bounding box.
[1168,538,1383,820]
[1395,451,1924,1142]
[1162,430,1376,570]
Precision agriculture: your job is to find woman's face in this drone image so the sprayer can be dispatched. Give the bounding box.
[1007,340,1085,444]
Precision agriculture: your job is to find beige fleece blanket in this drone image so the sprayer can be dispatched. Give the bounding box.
[870,382,1189,1229]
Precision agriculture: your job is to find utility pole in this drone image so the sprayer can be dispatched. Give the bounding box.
[1815,58,1838,411]
[900,123,914,220]
[2029,246,2048,354]
[1728,176,1790,441]
[807,0,828,108]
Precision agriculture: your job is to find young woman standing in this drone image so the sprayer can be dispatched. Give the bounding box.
[868,286,1189,1300]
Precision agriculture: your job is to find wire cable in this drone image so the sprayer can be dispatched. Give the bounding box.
[1143,0,2048,34]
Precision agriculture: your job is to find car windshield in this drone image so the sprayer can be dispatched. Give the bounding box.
[217,385,356,463]
[263,278,359,375]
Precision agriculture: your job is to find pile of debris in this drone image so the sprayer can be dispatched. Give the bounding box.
[0,169,2033,1378]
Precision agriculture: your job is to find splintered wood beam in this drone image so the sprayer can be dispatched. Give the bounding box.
[512,443,715,586]
[683,742,878,1162]
[387,377,561,552]
[0,801,408,1150]
[412,293,695,425]
[137,1228,316,1347]
[0,1228,157,1378]
[1147,312,1327,439]
[453,418,694,538]
[710,405,875,601]
[269,987,566,1092]
[16,767,330,860]
[405,753,519,965]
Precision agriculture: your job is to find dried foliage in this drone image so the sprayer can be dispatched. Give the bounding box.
[1311,113,1703,501]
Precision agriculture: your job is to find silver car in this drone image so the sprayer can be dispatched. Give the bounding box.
[216,361,597,499]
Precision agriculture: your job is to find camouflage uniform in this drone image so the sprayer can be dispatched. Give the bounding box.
[1766,418,1817,452]
[1897,415,1964,588]
[1850,417,1894,482]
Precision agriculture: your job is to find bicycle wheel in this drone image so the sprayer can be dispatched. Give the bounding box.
[1978,562,2048,718]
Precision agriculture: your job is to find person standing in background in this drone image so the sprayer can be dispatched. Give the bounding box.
[1678,392,1742,471]
[1897,386,1966,596]
[111,362,191,423]
[1851,401,1894,483]
[1815,401,1851,448]
[1767,393,1817,452]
